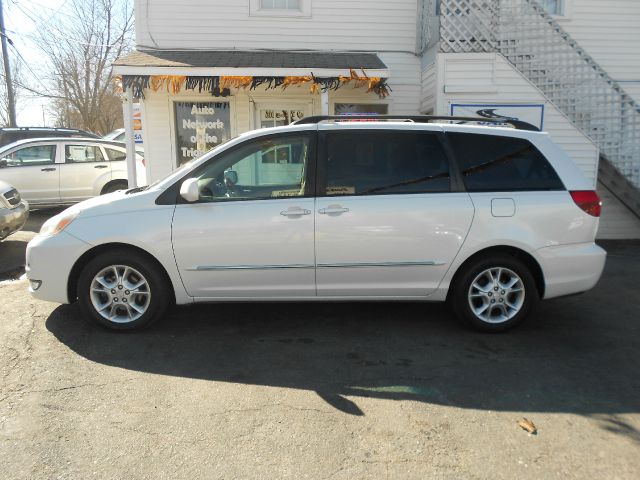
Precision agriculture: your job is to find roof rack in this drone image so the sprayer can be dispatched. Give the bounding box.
[292,115,540,132]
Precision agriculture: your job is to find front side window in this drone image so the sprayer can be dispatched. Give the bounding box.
[324,131,450,196]
[65,145,105,163]
[447,132,564,192]
[191,134,311,202]
[0,145,56,167]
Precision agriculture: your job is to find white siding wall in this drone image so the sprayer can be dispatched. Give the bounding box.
[378,52,421,115]
[135,0,418,52]
[596,183,640,239]
[560,0,640,103]
[435,53,600,185]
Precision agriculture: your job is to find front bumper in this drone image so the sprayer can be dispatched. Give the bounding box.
[0,200,29,240]
[538,242,607,299]
[26,230,92,304]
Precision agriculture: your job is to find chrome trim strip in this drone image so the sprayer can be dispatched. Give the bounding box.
[189,261,446,272]
[188,264,314,271]
[317,261,446,268]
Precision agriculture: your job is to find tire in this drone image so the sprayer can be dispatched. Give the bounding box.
[77,249,171,331]
[101,181,128,195]
[450,255,540,332]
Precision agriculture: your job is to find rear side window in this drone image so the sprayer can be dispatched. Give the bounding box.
[105,148,126,161]
[447,132,564,192]
[65,145,105,163]
[325,131,450,196]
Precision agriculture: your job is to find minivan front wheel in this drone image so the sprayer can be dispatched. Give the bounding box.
[451,255,539,332]
[77,250,170,330]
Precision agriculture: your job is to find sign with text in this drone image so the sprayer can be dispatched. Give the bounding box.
[133,103,143,144]
[450,103,545,130]
[174,102,231,166]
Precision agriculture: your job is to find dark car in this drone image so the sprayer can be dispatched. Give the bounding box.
[0,127,100,148]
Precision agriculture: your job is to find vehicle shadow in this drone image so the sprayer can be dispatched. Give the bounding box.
[46,251,640,417]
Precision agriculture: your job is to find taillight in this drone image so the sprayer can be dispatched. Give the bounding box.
[570,190,601,217]
[141,158,146,166]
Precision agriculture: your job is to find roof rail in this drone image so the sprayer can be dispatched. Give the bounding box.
[292,115,540,132]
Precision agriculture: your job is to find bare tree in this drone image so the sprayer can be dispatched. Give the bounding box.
[33,0,133,134]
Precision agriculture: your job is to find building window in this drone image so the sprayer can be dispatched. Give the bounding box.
[174,102,232,167]
[334,104,388,116]
[250,0,311,17]
[261,0,300,10]
[539,0,564,16]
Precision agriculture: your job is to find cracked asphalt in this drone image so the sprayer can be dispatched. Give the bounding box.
[1,210,639,479]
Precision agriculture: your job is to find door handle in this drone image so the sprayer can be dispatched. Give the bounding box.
[318,205,349,215]
[280,208,311,217]
[41,167,56,172]
[94,165,108,169]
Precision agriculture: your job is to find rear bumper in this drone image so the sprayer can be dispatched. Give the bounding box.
[538,242,607,299]
[0,201,29,240]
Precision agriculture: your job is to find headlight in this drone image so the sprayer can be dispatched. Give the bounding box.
[39,208,80,237]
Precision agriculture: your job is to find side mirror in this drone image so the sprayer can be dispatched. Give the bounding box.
[224,170,238,185]
[180,178,200,202]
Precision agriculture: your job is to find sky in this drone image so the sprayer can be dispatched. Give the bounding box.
[3,0,69,126]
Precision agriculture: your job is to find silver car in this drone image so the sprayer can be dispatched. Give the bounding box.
[0,180,29,240]
[0,138,145,207]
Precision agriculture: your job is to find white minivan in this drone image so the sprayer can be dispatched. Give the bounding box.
[26,116,606,332]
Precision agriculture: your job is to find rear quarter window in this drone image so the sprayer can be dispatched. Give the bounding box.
[447,132,564,192]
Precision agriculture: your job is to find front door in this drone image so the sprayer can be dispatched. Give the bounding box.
[314,128,475,297]
[0,143,60,204]
[172,131,317,298]
[59,143,111,201]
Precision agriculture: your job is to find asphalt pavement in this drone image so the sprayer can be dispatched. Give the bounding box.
[0,211,639,479]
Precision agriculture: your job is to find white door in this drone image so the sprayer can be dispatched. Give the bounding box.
[315,128,475,297]
[172,131,316,298]
[59,143,111,201]
[255,103,310,129]
[0,143,60,204]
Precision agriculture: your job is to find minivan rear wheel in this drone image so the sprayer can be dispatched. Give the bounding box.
[450,255,539,332]
[77,249,170,331]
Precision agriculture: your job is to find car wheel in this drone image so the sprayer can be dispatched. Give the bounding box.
[450,255,539,332]
[101,181,128,194]
[77,249,171,331]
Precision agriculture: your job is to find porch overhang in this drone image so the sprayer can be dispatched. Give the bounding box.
[113,49,390,78]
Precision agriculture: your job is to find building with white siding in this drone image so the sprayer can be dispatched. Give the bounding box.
[114,0,640,238]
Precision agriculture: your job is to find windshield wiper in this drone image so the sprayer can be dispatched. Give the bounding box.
[125,185,148,194]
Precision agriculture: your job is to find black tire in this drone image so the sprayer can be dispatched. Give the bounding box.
[449,254,540,332]
[101,181,128,195]
[77,249,171,331]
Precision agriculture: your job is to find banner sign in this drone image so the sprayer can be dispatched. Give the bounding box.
[450,103,545,130]
[174,102,231,166]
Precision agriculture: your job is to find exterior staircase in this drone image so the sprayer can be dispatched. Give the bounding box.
[437,0,640,218]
